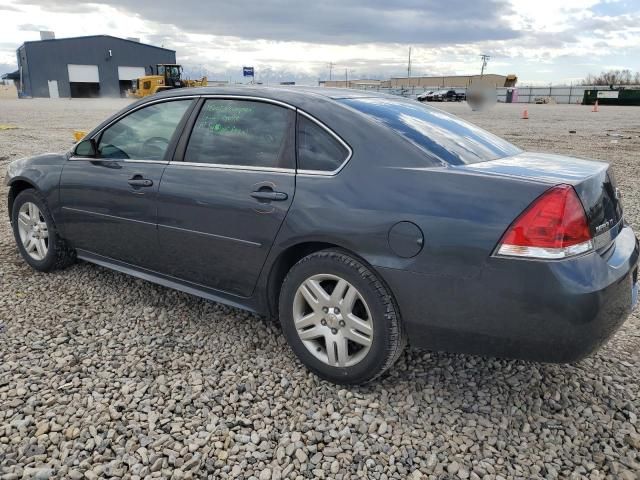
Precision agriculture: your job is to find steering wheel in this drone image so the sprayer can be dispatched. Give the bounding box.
[142,136,169,160]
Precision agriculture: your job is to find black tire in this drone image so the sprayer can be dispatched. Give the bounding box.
[279,249,406,385]
[11,189,76,272]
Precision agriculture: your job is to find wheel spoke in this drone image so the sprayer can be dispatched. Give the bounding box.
[298,326,324,341]
[340,285,358,311]
[326,336,349,367]
[301,279,330,306]
[346,313,373,337]
[40,228,49,239]
[35,238,46,258]
[28,203,38,220]
[330,279,349,303]
[295,311,322,329]
[343,327,372,347]
[25,236,37,254]
[17,215,30,231]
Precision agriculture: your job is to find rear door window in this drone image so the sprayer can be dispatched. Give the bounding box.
[341,97,521,165]
[184,99,295,169]
[297,115,350,173]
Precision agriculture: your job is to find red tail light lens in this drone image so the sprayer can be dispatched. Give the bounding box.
[496,184,593,259]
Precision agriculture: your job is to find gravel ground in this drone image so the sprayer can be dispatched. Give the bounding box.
[1,98,639,480]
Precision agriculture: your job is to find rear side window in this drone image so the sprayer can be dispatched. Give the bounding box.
[297,115,350,173]
[184,99,295,169]
[341,97,521,165]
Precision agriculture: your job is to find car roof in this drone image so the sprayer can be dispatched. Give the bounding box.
[150,85,397,105]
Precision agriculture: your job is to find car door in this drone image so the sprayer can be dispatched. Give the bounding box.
[156,97,296,297]
[59,98,195,269]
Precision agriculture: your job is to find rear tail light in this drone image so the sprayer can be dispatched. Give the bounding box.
[495,184,593,260]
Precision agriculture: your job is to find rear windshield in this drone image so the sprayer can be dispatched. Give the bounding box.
[341,97,521,165]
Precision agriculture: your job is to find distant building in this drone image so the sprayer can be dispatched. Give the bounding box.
[387,74,517,88]
[319,79,383,88]
[14,35,176,98]
[320,74,517,90]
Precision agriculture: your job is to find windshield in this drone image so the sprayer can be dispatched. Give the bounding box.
[341,97,522,165]
[158,66,180,78]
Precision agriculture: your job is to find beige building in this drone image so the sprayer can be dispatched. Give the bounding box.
[318,79,383,88]
[320,74,517,89]
[388,74,516,88]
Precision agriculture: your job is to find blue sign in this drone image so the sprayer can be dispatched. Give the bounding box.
[243,67,254,77]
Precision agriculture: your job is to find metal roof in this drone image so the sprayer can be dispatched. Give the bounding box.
[1,70,20,80]
[20,35,175,52]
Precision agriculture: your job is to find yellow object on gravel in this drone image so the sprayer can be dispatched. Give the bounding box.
[0,124,17,130]
[73,130,87,141]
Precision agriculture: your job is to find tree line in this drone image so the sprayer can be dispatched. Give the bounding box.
[581,69,640,86]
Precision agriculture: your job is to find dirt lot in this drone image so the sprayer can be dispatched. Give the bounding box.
[1,98,639,479]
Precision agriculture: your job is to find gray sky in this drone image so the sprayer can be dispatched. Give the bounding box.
[1,0,638,85]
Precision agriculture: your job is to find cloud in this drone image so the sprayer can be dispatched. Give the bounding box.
[19,0,520,45]
[2,0,639,85]
[0,62,17,75]
[17,23,49,31]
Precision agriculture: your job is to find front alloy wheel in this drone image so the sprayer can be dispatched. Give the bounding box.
[11,189,76,272]
[17,202,49,261]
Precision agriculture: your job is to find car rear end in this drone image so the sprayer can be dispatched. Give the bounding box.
[339,96,638,362]
[462,154,638,361]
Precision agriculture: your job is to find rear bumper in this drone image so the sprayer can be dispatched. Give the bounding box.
[378,226,639,363]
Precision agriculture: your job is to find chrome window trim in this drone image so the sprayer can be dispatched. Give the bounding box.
[169,161,295,174]
[199,94,296,110]
[173,96,297,173]
[296,110,353,176]
[70,93,353,176]
[78,95,200,143]
[68,157,169,165]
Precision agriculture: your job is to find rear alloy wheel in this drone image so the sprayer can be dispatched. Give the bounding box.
[279,250,405,385]
[293,274,373,368]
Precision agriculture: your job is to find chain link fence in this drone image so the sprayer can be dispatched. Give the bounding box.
[349,84,639,104]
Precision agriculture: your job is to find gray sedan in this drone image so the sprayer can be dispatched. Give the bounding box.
[6,87,639,384]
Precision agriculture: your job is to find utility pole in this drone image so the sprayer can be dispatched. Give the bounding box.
[407,47,412,78]
[327,62,335,81]
[480,54,490,77]
[345,68,348,87]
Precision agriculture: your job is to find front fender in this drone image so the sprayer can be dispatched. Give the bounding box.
[5,153,67,224]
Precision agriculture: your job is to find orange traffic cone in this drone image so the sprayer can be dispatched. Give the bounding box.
[592,100,599,112]
[521,109,529,119]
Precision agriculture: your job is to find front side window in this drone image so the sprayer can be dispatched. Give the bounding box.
[184,99,294,169]
[341,97,522,165]
[97,100,192,160]
[297,115,350,173]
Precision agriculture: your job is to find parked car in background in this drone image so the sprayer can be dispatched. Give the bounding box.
[6,87,639,385]
[432,89,465,102]
[417,90,434,102]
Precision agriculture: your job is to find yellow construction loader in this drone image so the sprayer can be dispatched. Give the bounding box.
[130,64,207,98]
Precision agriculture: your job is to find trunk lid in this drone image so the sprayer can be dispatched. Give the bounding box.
[461,152,623,241]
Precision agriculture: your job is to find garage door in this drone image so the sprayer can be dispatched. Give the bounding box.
[118,66,146,81]
[67,64,99,83]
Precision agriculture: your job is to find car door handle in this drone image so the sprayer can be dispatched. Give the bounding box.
[250,190,288,201]
[128,177,153,187]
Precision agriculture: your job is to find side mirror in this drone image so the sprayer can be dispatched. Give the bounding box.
[75,138,98,157]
